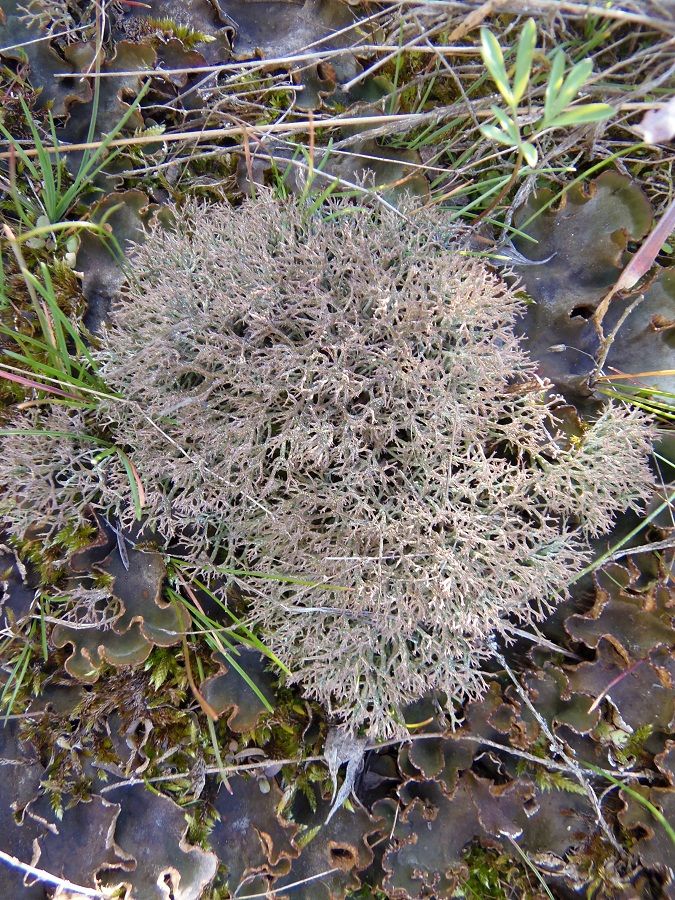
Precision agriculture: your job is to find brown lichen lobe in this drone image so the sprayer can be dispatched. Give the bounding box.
[0,196,655,736]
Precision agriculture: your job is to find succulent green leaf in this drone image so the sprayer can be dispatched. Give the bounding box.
[479,124,516,147]
[544,49,567,122]
[490,105,521,143]
[513,18,537,105]
[521,141,539,167]
[554,58,595,112]
[480,27,514,107]
[545,103,613,128]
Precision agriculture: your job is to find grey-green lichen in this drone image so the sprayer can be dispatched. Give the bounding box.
[0,195,655,736]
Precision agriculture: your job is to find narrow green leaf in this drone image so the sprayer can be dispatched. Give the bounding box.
[1,637,33,720]
[584,763,675,847]
[491,106,521,143]
[445,174,512,222]
[56,82,150,220]
[0,252,6,307]
[36,265,70,375]
[544,49,567,122]
[521,141,539,167]
[479,124,516,147]
[0,428,108,443]
[0,120,40,181]
[115,448,144,521]
[544,103,613,128]
[1,349,97,390]
[167,584,277,712]
[71,82,150,181]
[48,114,63,200]
[20,99,57,221]
[508,836,556,899]
[305,177,341,218]
[187,573,291,675]
[219,649,274,712]
[39,597,49,661]
[554,58,594,112]
[480,27,514,107]
[513,18,536,105]
[212,562,349,590]
[38,263,98,364]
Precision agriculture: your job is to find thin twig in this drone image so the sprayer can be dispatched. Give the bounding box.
[505,835,556,899]
[600,536,675,564]
[98,754,326,793]
[495,652,624,854]
[0,22,93,53]
[388,0,675,32]
[502,625,581,660]
[235,868,339,899]
[53,45,478,80]
[0,113,434,161]
[446,0,510,41]
[0,849,102,898]
[593,293,646,382]
[573,487,675,582]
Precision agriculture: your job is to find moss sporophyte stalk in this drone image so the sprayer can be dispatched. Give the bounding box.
[0,196,655,737]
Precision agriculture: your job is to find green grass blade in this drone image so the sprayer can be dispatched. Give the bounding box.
[19,99,58,221]
[584,763,675,847]
[0,428,109,444]
[212,563,350,590]
[59,81,151,220]
[39,595,49,662]
[48,113,63,200]
[517,143,646,230]
[573,487,675,581]
[1,348,99,391]
[193,652,232,790]
[218,647,274,712]
[114,448,144,520]
[388,22,405,115]
[36,263,100,367]
[186,574,291,675]
[1,635,34,720]
[0,121,40,182]
[76,34,103,185]
[166,585,276,711]
[35,265,70,374]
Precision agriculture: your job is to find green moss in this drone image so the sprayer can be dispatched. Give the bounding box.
[460,845,537,899]
[533,769,588,795]
[13,534,65,585]
[185,803,220,849]
[53,520,98,554]
[595,721,655,767]
[146,18,216,49]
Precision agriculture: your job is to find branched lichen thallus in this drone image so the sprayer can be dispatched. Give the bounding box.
[0,195,655,737]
